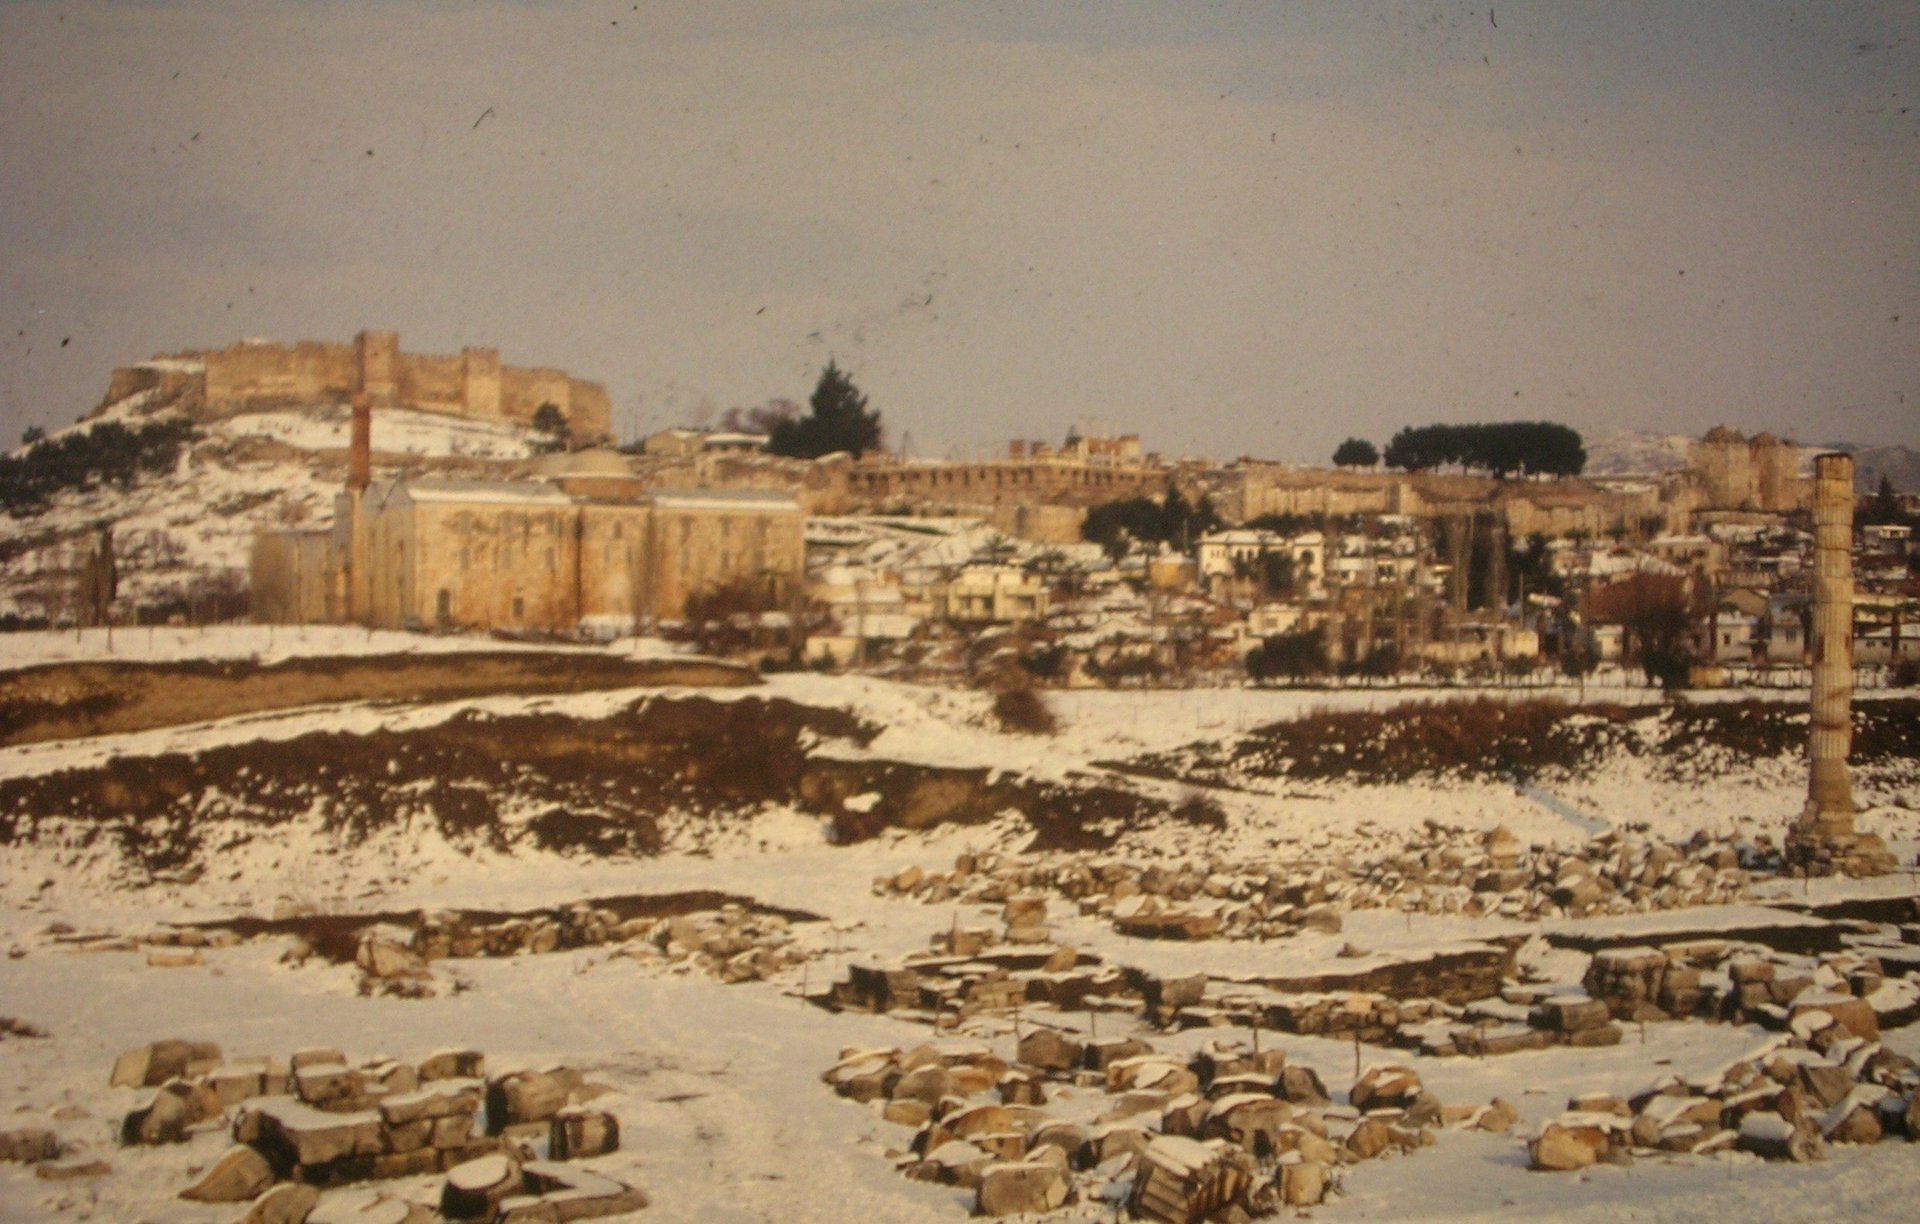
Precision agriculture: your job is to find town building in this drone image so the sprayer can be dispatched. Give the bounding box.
[252,406,803,634]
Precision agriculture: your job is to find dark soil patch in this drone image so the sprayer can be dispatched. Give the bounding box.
[0,685,1193,879]
[1111,696,1920,788]
[202,890,825,963]
[0,695,877,878]
[0,651,757,747]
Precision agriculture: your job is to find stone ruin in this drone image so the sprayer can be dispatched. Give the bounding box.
[824,1030,1517,1218]
[875,825,1766,946]
[103,1040,644,1223]
[817,854,1920,1219]
[1528,1001,1920,1170]
[274,900,815,997]
[824,969,1920,1219]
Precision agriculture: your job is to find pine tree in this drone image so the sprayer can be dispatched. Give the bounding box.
[769,361,883,459]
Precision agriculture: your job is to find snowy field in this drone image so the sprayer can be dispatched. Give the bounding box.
[2,627,1918,1222]
[0,625,684,673]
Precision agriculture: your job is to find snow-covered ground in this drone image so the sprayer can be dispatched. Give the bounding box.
[0,624,687,673]
[1,630,1917,1222]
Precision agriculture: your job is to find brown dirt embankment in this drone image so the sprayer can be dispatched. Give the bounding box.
[0,692,1195,881]
[1108,696,1920,788]
[0,651,756,747]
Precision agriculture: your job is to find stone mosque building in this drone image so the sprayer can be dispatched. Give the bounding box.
[252,402,805,634]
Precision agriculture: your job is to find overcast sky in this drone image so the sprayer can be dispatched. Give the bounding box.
[2,0,1915,462]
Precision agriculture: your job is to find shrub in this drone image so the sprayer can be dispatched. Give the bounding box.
[991,686,1057,735]
[1169,789,1227,829]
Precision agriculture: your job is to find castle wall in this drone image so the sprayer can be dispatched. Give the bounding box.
[153,333,610,442]
[397,351,466,415]
[463,348,502,420]
[846,459,1161,511]
[986,503,1088,545]
[498,367,613,440]
[204,340,357,410]
[1686,429,1809,512]
[356,330,398,405]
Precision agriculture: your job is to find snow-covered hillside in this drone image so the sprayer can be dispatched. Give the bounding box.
[0,382,546,623]
[1580,427,1697,477]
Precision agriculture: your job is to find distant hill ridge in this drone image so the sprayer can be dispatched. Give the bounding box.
[1585,426,1918,493]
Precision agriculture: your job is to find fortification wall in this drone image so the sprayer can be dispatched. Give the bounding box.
[115,334,611,441]
[986,503,1088,545]
[1686,429,1809,512]
[203,340,358,411]
[397,351,466,414]
[496,366,612,440]
[846,459,1161,511]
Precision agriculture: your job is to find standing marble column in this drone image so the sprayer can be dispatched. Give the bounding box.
[1787,452,1894,875]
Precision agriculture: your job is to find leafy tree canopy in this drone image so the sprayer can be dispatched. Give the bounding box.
[1332,437,1378,468]
[1382,421,1585,478]
[1247,626,1329,682]
[1081,487,1222,561]
[768,361,883,459]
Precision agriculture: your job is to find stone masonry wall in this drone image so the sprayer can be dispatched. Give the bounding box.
[116,333,612,442]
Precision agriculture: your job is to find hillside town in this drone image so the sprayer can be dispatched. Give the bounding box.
[1,333,1915,695]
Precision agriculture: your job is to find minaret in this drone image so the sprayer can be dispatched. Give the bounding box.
[1786,452,1894,876]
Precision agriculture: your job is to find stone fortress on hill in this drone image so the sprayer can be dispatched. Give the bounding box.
[105,330,613,443]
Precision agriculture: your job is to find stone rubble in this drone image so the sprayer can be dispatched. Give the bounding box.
[1529,1015,1920,1170]
[874,827,1767,944]
[90,1041,649,1223]
[826,1029,1529,1219]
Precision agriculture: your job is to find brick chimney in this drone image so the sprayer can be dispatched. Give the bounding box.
[348,392,371,492]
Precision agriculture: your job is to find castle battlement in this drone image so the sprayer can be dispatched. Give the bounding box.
[104,330,611,442]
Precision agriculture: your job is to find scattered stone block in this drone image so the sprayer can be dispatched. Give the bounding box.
[486,1070,574,1135]
[442,1153,524,1220]
[1128,1135,1251,1224]
[1349,1065,1422,1112]
[1736,1111,1822,1162]
[1017,1027,1084,1072]
[34,1159,111,1181]
[549,1108,619,1161]
[977,1160,1070,1216]
[109,1038,223,1088]
[124,1078,224,1145]
[1279,1155,1329,1205]
[179,1143,275,1202]
[1529,1123,1607,1171]
[419,1049,486,1082]
[0,1127,60,1163]
[241,1183,321,1224]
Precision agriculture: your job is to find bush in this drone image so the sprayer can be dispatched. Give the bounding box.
[1,419,199,517]
[1894,658,1920,689]
[991,686,1057,735]
[1247,626,1329,682]
[1169,789,1227,829]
